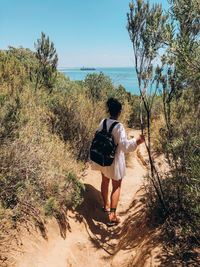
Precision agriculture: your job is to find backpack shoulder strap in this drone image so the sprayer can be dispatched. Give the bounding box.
[103,119,107,131]
[109,121,119,133]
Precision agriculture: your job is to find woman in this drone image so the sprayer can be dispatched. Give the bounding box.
[92,98,145,226]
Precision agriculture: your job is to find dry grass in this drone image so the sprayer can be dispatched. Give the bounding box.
[0,87,85,264]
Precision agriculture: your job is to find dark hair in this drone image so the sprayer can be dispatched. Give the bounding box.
[106,98,122,117]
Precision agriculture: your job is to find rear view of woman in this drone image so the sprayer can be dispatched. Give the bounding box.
[92,98,145,226]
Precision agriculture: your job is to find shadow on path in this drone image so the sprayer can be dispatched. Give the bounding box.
[71,182,200,266]
[115,206,162,266]
[115,194,200,267]
[73,183,121,255]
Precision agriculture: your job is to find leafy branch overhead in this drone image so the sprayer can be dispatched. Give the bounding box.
[126,0,168,145]
[127,0,170,214]
[127,0,168,72]
[127,0,169,132]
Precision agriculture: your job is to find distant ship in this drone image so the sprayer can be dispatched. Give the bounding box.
[80,67,96,70]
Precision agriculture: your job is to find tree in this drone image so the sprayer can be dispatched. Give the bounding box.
[127,0,168,212]
[158,0,200,242]
[127,0,200,262]
[34,32,58,92]
[84,72,115,100]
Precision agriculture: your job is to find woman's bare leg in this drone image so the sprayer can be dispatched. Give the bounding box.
[101,173,110,210]
[109,179,122,221]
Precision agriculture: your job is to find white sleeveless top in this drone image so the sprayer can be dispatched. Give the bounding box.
[91,119,137,180]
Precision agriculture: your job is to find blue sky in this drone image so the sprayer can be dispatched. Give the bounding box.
[0,0,169,67]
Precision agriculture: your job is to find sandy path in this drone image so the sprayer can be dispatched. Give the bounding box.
[13,130,162,267]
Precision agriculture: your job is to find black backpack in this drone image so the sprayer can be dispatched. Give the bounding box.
[90,119,119,166]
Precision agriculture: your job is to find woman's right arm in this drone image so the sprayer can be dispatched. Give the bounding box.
[115,124,145,153]
[116,124,137,153]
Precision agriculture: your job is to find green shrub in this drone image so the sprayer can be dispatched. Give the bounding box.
[0,85,85,253]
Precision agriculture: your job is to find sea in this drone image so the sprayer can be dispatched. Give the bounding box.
[58,67,140,95]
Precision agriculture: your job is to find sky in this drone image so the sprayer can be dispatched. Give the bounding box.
[0,0,170,67]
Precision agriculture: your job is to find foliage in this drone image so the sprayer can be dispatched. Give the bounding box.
[7,46,38,81]
[128,0,200,264]
[65,172,85,208]
[34,32,58,92]
[0,51,28,93]
[127,0,169,213]
[0,35,135,265]
[84,71,115,100]
[45,76,104,161]
[0,65,85,263]
[0,85,83,214]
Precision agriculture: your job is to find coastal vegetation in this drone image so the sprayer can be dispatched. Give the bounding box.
[0,33,134,264]
[0,0,199,265]
[127,0,200,265]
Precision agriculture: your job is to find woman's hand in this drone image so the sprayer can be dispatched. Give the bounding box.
[136,134,146,145]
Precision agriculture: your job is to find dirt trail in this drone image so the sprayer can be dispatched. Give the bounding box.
[13,130,163,267]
